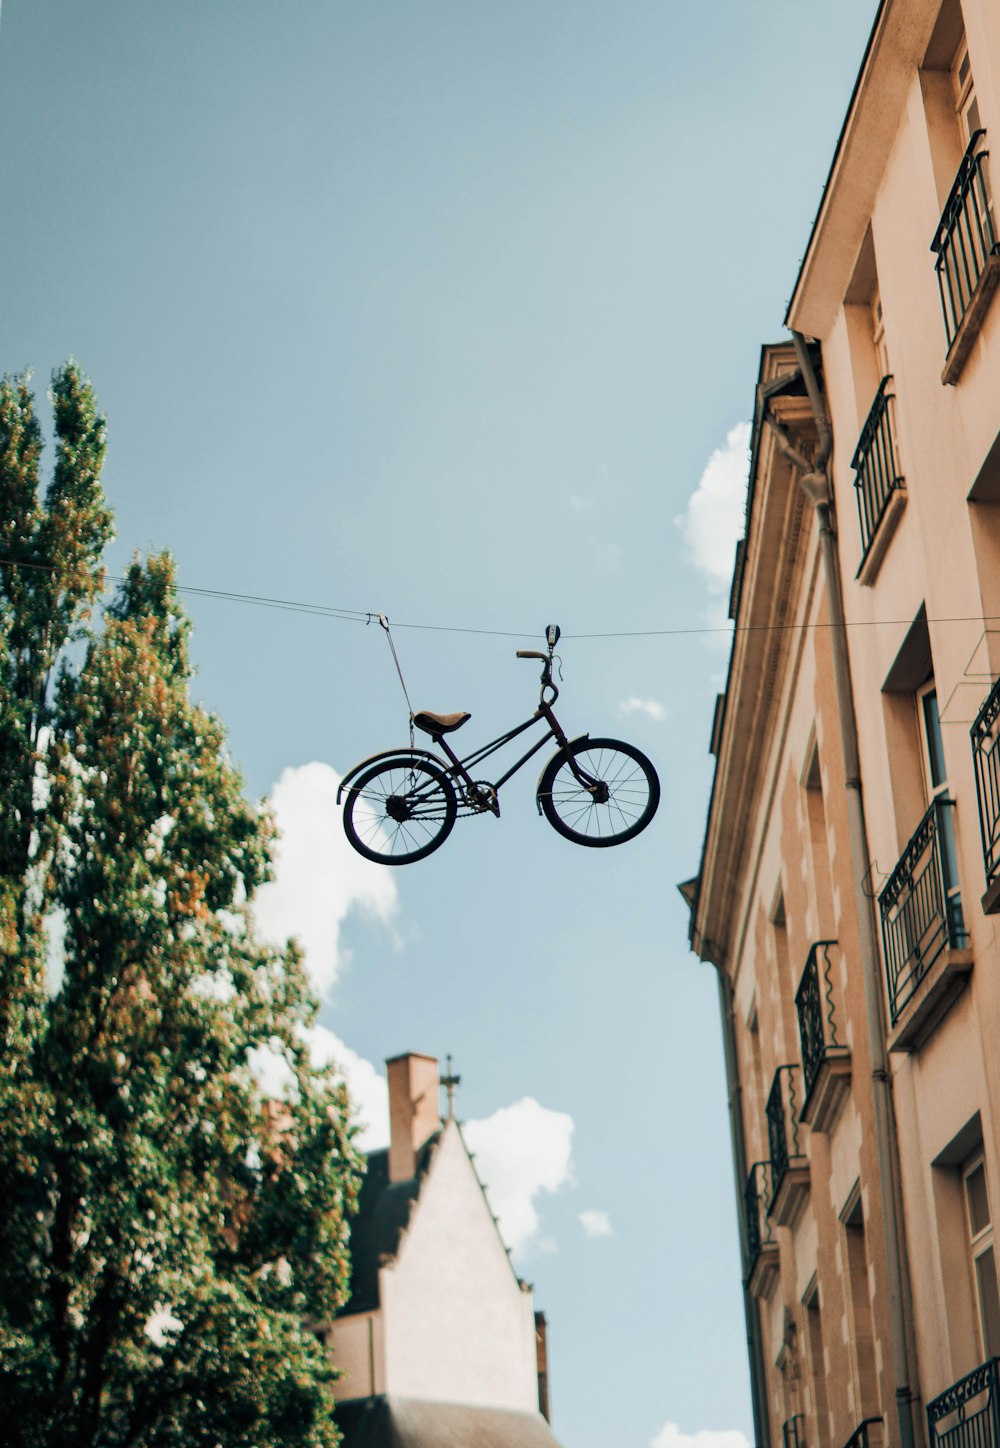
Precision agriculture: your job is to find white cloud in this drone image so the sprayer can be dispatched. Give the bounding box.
[652,1426,750,1448]
[306,1024,390,1151]
[145,1305,183,1348]
[245,1025,390,1152]
[44,908,67,996]
[463,1097,574,1258]
[619,696,666,723]
[675,421,751,595]
[253,762,399,998]
[579,1208,614,1238]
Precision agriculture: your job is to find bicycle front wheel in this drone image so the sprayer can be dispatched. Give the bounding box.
[538,737,659,847]
[343,757,457,865]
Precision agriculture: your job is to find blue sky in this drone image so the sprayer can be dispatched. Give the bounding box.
[1,2,878,1443]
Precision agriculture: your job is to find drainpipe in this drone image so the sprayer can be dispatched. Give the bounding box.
[763,332,919,1448]
[712,960,772,1448]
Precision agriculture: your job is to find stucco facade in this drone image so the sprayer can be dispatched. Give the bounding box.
[689,3,1000,1447]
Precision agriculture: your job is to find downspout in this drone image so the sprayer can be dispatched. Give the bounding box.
[713,959,772,1448]
[763,332,919,1448]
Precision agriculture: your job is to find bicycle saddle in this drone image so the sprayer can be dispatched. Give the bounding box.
[412,710,471,736]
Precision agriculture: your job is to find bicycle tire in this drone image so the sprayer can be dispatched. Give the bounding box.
[538,737,659,847]
[342,756,458,865]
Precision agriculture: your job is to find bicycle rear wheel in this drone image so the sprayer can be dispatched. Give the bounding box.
[538,737,659,847]
[343,756,457,865]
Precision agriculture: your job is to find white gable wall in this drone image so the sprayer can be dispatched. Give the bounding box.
[379,1120,539,1410]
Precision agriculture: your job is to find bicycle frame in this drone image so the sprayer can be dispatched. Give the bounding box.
[336,641,603,813]
[437,705,567,799]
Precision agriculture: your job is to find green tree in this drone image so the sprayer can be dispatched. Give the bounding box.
[0,365,362,1447]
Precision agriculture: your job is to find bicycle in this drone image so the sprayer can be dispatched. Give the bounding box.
[337,625,660,865]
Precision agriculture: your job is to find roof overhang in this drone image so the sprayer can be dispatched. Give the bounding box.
[690,344,818,969]
[786,0,946,338]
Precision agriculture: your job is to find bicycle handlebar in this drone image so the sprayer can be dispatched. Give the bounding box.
[515,647,558,706]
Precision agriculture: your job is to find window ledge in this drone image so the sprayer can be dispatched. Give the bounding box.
[942,252,1000,385]
[767,1165,810,1228]
[857,487,907,585]
[981,874,1000,915]
[887,947,973,1053]
[747,1243,780,1300]
[800,1051,852,1133]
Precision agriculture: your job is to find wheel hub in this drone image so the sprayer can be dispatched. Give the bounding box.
[590,781,610,804]
[385,794,412,823]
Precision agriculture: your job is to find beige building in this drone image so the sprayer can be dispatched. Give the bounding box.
[327,1052,560,1448]
[687,2,1000,1447]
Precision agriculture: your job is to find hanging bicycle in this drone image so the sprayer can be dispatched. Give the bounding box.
[338,625,660,864]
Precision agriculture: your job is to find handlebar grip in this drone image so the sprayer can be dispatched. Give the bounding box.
[516,650,548,660]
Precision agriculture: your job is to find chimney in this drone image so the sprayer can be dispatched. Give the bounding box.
[386,1052,441,1183]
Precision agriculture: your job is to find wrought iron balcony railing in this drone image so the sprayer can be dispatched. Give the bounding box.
[766,1065,806,1199]
[743,1161,773,1278]
[853,377,904,568]
[932,130,1000,354]
[841,1420,883,1448]
[783,1415,804,1448]
[927,1358,1000,1448]
[879,797,968,1025]
[973,677,1000,908]
[795,940,847,1102]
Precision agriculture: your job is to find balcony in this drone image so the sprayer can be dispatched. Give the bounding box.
[973,677,1000,914]
[783,1416,804,1448]
[879,798,972,1052]
[853,377,906,584]
[743,1161,778,1298]
[841,1420,883,1448]
[932,131,1000,385]
[795,940,851,1132]
[766,1065,809,1226]
[927,1358,1000,1448]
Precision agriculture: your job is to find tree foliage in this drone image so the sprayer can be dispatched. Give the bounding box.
[0,365,362,1447]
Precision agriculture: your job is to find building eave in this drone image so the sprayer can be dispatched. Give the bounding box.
[690,344,816,970]
[785,0,943,338]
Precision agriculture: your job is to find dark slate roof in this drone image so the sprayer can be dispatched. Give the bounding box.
[335,1396,564,1448]
[340,1135,440,1315]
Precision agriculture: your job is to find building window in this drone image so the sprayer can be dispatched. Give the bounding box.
[953,41,984,151]
[917,681,963,929]
[877,651,970,1031]
[843,1191,879,1420]
[845,235,907,580]
[963,1154,1000,1357]
[804,1282,830,1443]
[930,30,1000,380]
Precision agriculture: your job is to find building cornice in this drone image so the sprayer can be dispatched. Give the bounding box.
[786,0,943,338]
[691,347,817,968]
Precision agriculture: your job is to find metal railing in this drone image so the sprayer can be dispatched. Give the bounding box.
[928,1358,1000,1448]
[932,130,1000,351]
[972,677,1000,899]
[743,1161,773,1278]
[879,797,968,1025]
[783,1415,804,1448]
[841,1420,883,1448]
[853,377,904,567]
[766,1065,805,1199]
[795,940,846,1101]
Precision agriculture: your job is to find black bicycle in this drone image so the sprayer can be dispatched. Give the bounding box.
[338,626,660,865]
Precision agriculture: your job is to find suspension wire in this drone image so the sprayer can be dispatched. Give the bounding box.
[1,557,999,643]
[376,614,416,750]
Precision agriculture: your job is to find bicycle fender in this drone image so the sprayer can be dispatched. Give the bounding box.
[336,748,448,803]
[534,734,590,815]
